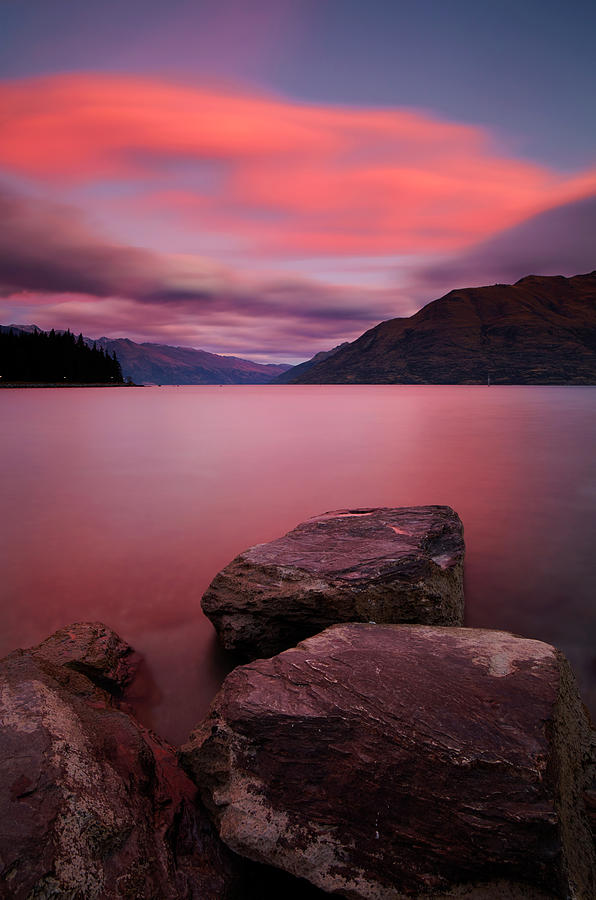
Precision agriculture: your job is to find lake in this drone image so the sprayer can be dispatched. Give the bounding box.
[1,385,595,744]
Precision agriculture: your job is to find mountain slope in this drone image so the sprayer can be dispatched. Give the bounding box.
[289,272,596,384]
[271,343,349,384]
[93,338,289,385]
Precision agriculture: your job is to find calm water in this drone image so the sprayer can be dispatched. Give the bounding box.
[1,385,595,744]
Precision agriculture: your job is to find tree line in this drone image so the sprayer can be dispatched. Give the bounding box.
[0,328,125,384]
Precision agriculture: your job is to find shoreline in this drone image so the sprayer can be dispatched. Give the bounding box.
[0,382,141,388]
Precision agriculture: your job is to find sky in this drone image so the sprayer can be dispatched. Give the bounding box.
[0,0,594,363]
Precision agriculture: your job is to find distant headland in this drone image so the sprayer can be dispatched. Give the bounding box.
[276,272,596,385]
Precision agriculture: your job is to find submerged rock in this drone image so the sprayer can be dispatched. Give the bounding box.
[0,623,240,899]
[181,623,596,900]
[202,505,465,658]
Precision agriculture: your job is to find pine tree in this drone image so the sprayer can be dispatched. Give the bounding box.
[0,328,126,384]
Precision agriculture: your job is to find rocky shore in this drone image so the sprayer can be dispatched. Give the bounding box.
[0,623,242,898]
[1,508,594,898]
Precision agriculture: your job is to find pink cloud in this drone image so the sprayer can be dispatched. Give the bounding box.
[0,184,405,361]
[2,73,595,260]
[2,181,594,363]
[1,74,595,361]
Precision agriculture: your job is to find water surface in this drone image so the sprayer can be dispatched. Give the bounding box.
[1,385,594,743]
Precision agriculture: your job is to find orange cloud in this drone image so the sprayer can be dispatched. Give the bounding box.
[1,73,595,258]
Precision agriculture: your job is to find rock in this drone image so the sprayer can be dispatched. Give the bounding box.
[32,620,139,692]
[202,505,465,658]
[0,623,241,899]
[181,623,596,900]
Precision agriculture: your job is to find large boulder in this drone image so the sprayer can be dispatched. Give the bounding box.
[0,623,240,899]
[202,506,465,658]
[33,621,139,691]
[181,623,596,899]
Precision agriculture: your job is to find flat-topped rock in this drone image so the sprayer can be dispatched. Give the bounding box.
[202,505,465,658]
[0,623,241,899]
[181,623,596,899]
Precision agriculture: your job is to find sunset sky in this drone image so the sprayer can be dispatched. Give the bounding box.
[1,0,595,362]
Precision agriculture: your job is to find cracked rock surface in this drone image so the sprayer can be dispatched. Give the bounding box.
[202,506,465,658]
[0,622,240,899]
[181,623,596,900]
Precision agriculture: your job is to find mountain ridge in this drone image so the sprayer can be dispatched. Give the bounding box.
[92,336,290,384]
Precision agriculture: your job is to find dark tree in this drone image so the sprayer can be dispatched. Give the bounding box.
[0,328,125,384]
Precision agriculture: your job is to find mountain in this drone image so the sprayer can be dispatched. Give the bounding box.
[287,272,596,384]
[93,337,290,385]
[1,326,290,384]
[271,343,349,384]
[1,324,42,335]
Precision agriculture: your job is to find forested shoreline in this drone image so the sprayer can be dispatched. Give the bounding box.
[0,328,124,384]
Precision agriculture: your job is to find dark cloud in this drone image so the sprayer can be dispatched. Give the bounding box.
[414,194,596,296]
[5,183,592,363]
[0,186,174,298]
[0,185,403,360]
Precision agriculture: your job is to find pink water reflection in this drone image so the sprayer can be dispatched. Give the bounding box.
[1,385,595,743]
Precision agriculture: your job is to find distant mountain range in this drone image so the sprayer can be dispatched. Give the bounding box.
[5,272,595,385]
[0,326,290,384]
[282,272,596,384]
[92,337,291,385]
